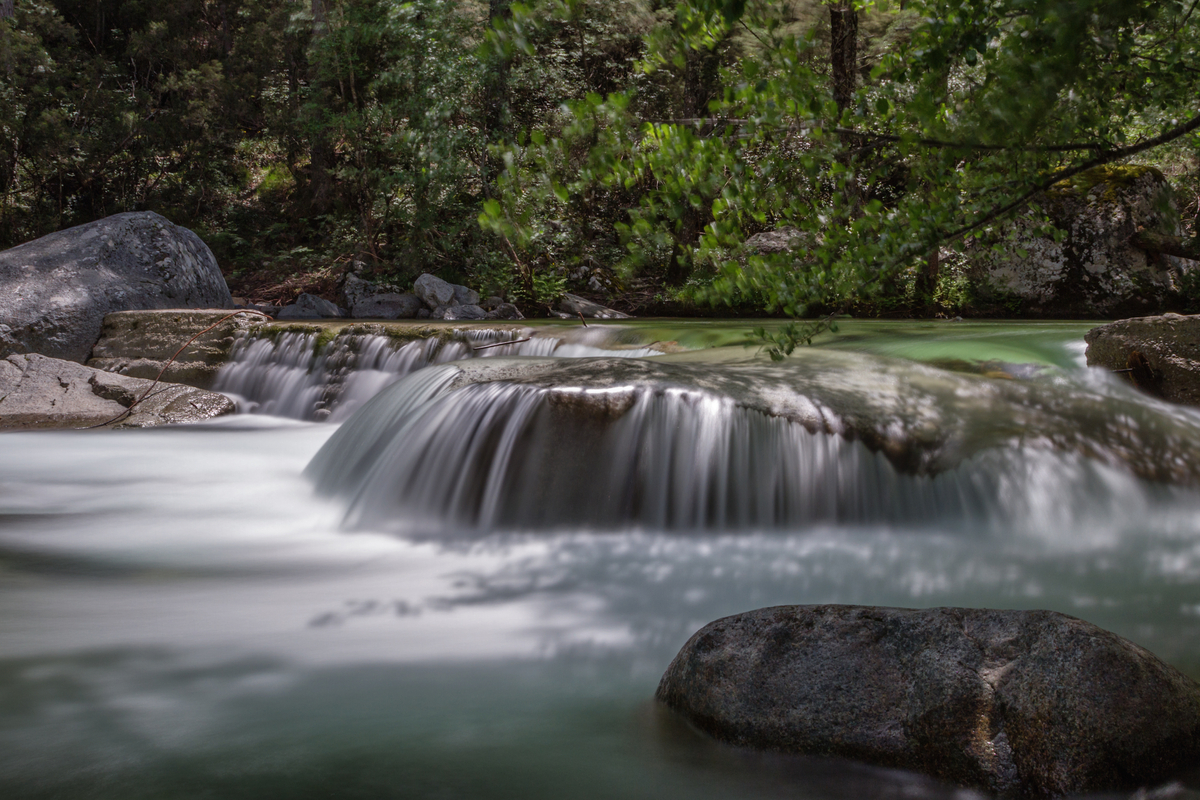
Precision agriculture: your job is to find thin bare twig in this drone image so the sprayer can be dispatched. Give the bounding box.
[472,337,531,351]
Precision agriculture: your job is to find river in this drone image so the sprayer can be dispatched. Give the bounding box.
[1,320,1198,799]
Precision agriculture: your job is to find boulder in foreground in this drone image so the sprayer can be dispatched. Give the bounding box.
[0,212,233,362]
[656,605,1200,797]
[0,353,235,430]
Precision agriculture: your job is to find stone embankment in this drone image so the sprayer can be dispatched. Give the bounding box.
[657,605,1200,797]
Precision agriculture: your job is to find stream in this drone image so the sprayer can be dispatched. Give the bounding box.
[1,320,1199,799]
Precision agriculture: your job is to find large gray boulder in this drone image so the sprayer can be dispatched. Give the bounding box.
[0,211,233,362]
[1085,313,1200,406]
[0,353,235,430]
[657,605,1200,797]
[87,309,264,390]
[413,273,455,308]
[963,165,1191,317]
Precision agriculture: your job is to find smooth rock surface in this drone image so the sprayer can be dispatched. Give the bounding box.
[657,605,1200,797]
[0,211,233,362]
[0,353,235,430]
[413,273,455,308]
[1085,313,1200,405]
[351,292,423,320]
[558,293,631,319]
[87,309,264,389]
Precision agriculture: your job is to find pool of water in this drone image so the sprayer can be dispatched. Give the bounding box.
[1,320,1198,799]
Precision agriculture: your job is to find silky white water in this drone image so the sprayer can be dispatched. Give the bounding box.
[1,321,1198,799]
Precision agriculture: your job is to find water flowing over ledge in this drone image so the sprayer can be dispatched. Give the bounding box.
[212,325,667,421]
[307,357,1197,534]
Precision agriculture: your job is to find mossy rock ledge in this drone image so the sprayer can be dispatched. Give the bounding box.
[656,605,1200,797]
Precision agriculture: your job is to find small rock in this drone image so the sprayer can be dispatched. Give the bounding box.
[351,292,423,320]
[277,293,344,319]
[416,308,431,319]
[441,304,487,321]
[339,273,378,310]
[485,303,524,320]
[558,293,631,320]
[413,273,456,308]
[451,284,480,307]
[657,605,1200,797]
[481,296,504,311]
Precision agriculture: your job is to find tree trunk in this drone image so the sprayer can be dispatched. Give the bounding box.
[829,2,858,115]
[1,0,14,21]
[481,0,511,199]
[308,0,332,215]
[1133,230,1200,261]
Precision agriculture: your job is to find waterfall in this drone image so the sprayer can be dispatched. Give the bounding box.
[213,328,663,421]
[307,366,1174,534]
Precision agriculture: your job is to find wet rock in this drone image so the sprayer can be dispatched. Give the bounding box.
[0,211,233,363]
[558,293,631,319]
[87,309,263,389]
[440,304,487,321]
[1085,313,1200,405]
[0,352,235,430]
[413,273,455,308]
[657,605,1200,797]
[485,303,524,320]
[351,292,423,320]
[963,165,1191,317]
[276,293,344,319]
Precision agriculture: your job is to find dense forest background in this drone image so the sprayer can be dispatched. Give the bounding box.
[2,0,1199,319]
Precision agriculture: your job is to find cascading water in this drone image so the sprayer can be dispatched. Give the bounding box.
[307,360,1190,536]
[2,320,1199,800]
[213,327,664,421]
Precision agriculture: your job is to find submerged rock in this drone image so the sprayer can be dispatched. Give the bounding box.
[656,605,1200,797]
[0,353,235,430]
[0,211,233,362]
[87,309,261,389]
[1085,313,1200,406]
